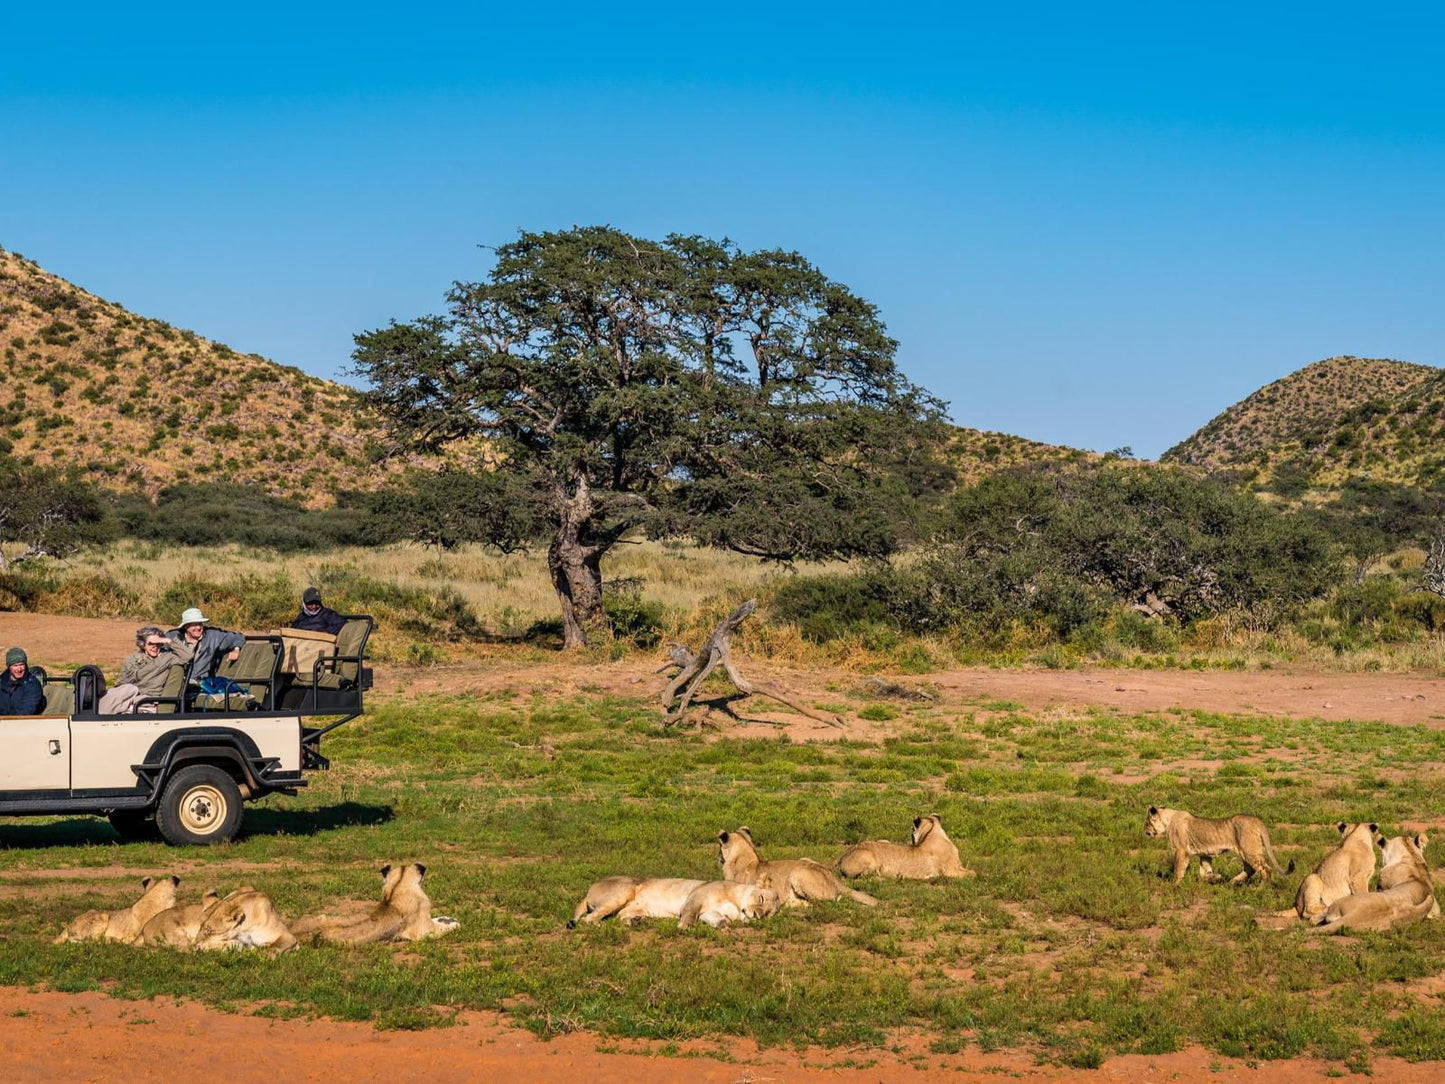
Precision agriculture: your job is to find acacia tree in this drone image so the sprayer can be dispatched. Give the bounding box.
[353,227,948,648]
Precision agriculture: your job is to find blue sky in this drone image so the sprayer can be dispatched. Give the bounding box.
[3,4,1442,457]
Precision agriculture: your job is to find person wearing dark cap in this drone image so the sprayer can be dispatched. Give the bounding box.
[291,587,346,635]
[0,647,45,715]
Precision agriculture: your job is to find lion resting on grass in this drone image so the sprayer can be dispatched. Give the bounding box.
[194,888,297,952]
[718,827,878,908]
[54,875,180,944]
[292,863,459,944]
[1143,806,1292,885]
[837,814,974,880]
[139,889,221,948]
[568,876,705,927]
[1285,822,1378,921]
[1312,832,1440,933]
[676,881,781,930]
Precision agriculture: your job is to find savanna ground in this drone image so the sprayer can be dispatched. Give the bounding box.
[2,615,1445,1081]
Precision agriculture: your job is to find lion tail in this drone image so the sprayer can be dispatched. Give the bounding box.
[843,886,880,907]
[1262,835,1292,876]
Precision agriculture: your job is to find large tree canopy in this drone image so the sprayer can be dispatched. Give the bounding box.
[353,226,950,647]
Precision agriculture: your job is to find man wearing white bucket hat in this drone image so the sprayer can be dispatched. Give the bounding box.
[167,606,246,689]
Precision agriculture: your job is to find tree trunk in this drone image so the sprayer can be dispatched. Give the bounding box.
[547,478,606,649]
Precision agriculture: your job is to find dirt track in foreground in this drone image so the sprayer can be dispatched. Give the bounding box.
[3,611,1442,1080]
[0,987,1428,1084]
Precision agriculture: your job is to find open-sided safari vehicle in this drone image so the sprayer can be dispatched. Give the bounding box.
[0,616,374,845]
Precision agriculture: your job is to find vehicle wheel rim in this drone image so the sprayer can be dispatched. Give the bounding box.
[178,784,226,835]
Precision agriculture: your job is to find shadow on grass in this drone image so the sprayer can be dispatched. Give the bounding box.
[0,802,394,849]
[242,801,394,838]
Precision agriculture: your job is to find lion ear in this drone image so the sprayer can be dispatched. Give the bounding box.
[379,864,392,879]
[1149,806,1158,815]
[1370,823,1379,835]
[1337,822,1348,835]
[1416,833,1429,851]
[415,863,427,879]
[717,831,729,843]
[738,827,753,841]
[170,875,181,887]
[142,877,153,890]
[913,816,922,827]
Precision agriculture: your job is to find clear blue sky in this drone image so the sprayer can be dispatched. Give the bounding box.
[3,3,1442,457]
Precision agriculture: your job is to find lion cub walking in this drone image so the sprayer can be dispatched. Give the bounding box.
[1313,831,1440,933]
[54,876,180,944]
[292,863,459,944]
[837,814,974,880]
[1144,807,1292,885]
[718,827,878,908]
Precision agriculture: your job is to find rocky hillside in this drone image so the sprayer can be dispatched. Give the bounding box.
[0,247,397,506]
[1163,356,1445,491]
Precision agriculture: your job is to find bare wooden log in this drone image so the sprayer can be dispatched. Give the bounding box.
[659,599,844,728]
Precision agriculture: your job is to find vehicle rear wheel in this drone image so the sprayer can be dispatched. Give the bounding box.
[107,809,162,842]
[155,765,243,846]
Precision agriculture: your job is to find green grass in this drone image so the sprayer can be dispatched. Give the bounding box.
[3,692,1445,1065]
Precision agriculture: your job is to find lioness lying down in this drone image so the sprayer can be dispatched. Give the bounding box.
[54,875,180,944]
[194,888,297,953]
[139,889,221,948]
[676,881,781,930]
[1285,822,1378,921]
[568,876,705,927]
[719,827,878,908]
[1312,832,1441,933]
[1144,806,1292,885]
[292,863,459,944]
[837,814,974,880]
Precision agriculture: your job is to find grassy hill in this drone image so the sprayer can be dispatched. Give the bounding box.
[1162,355,1445,492]
[0,246,400,506]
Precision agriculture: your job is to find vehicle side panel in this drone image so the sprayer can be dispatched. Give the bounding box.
[0,717,70,792]
[69,715,302,791]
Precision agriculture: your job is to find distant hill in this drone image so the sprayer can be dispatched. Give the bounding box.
[1162,356,1445,492]
[945,426,1096,483]
[0,247,400,506]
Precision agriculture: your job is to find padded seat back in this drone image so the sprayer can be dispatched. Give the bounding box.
[42,683,73,717]
[331,620,369,684]
[155,662,187,714]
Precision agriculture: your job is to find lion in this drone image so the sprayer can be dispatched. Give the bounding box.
[54,875,180,944]
[1285,821,1379,921]
[1312,832,1440,933]
[676,880,781,930]
[291,863,459,944]
[837,814,975,880]
[139,889,222,948]
[1143,807,1292,885]
[194,888,297,952]
[718,827,878,908]
[568,876,706,927]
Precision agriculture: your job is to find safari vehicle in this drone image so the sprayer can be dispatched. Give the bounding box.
[0,616,373,845]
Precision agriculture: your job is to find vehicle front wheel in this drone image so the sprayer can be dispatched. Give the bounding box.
[155,765,243,846]
[107,809,162,842]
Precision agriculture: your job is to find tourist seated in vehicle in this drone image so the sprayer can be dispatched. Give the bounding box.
[0,647,44,714]
[291,587,346,635]
[168,607,245,686]
[115,626,191,713]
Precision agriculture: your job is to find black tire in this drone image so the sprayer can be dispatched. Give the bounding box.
[154,764,243,846]
[107,809,163,842]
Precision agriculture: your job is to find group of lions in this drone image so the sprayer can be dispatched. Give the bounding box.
[53,862,459,951]
[1145,806,1442,932]
[571,814,974,929]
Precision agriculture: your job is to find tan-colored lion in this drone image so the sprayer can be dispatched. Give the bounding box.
[568,876,706,927]
[54,875,180,944]
[1313,832,1440,933]
[718,827,878,908]
[139,889,221,948]
[194,888,297,952]
[1143,806,1292,885]
[291,863,459,944]
[837,814,974,880]
[676,880,781,930]
[1287,821,1379,921]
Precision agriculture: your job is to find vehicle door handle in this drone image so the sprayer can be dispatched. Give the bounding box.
[48,740,61,755]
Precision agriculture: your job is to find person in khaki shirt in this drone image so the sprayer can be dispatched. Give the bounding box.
[117,626,192,712]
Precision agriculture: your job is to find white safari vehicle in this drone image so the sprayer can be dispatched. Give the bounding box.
[0,617,373,845]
